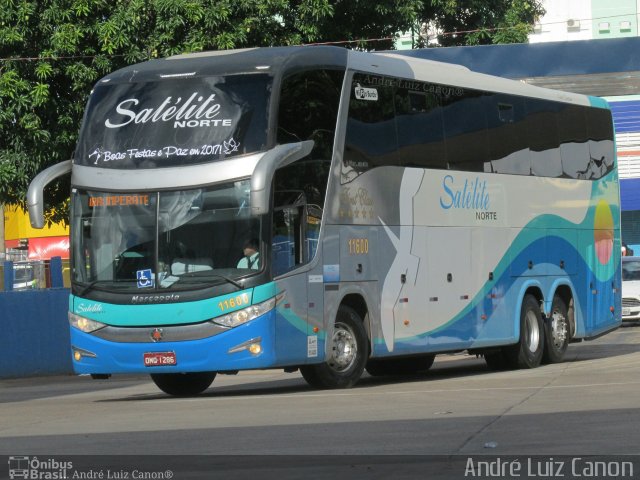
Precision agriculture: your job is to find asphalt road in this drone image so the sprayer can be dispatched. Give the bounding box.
[1,324,639,478]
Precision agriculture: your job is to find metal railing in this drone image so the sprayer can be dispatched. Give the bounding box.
[1,257,70,291]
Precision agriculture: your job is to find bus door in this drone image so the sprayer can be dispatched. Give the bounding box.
[305,204,325,362]
[272,192,323,364]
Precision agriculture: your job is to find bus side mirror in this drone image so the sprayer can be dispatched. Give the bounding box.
[27,160,72,228]
[250,141,313,215]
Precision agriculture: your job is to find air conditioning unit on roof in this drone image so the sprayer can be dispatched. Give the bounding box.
[567,19,580,30]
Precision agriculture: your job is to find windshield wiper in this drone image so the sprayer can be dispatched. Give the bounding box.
[77,280,102,296]
[77,279,137,296]
[214,273,244,289]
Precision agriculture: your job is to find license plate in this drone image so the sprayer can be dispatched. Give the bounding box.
[143,351,177,367]
[622,308,631,316]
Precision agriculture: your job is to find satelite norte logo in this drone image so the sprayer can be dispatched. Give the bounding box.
[8,456,72,479]
[104,93,233,129]
[439,174,498,221]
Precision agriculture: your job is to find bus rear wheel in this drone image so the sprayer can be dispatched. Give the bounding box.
[504,294,545,369]
[542,295,569,363]
[300,306,367,389]
[150,372,216,396]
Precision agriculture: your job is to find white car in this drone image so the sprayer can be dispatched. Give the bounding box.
[12,263,37,290]
[621,257,640,322]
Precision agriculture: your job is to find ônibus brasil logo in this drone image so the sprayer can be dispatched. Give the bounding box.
[8,456,72,479]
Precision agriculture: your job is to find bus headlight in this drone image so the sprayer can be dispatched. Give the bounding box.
[69,312,106,333]
[213,297,276,328]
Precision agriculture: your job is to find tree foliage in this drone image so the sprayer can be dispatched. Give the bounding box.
[417,0,545,47]
[0,0,544,222]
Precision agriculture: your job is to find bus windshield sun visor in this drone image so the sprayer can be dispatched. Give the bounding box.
[250,140,313,215]
[27,160,72,229]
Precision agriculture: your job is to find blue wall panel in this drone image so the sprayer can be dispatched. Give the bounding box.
[609,100,640,133]
[620,178,640,211]
[0,289,72,378]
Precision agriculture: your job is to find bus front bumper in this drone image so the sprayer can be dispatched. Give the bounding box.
[70,311,277,375]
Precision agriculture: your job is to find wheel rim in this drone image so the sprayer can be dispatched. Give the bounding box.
[328,321,358,373]
[525,310,540,353]
[550,310,568,350]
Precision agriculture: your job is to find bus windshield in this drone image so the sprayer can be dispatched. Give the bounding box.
[71,180,265,293]
[75,74,271,169]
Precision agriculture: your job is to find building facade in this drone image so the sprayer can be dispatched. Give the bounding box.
[3,205,69,261]
[530,0,640,42]
[530,0,640,251]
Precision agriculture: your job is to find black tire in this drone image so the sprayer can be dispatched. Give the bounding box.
[567,298,576,338]
[300,306,368,389]
[542,295,570,364]
[366,354,435,376]
[150,372,216,396]
[504,294,545,369]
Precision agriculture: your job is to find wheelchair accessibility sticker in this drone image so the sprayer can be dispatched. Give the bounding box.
[136,269,154,288]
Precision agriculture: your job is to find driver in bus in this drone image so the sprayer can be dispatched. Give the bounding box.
[237,238,260,269]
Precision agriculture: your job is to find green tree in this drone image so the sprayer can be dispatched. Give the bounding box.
[0,0,543,222]
[309,0,423,50]
[308,1,544,49]
[416,0,545,47]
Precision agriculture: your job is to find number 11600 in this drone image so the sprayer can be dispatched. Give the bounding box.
[218,293,250,311]
[348,238,369,255]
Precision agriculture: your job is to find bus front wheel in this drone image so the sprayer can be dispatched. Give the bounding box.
[150,372,216,396]
[300,306,368,389]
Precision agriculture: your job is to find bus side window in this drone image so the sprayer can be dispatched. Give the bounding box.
[306,204,322,262]
[485,94,530,175]
[277,68,344,163]
[527,98,563,177]
[344,74,398,175]
[442,89,489,172]
[394,88,447,170]
[271,189,321,277]
[272,202,303,277]
[558,104,591,179]
[273,68,341,275]
[586,107,615,180]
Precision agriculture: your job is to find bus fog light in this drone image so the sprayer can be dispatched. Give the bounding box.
[228,337,262,355]
[72,346,97,361]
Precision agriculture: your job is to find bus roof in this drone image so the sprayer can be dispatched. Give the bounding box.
[363,50,590,107]
[100,46,349,83]
[99,45,591,107]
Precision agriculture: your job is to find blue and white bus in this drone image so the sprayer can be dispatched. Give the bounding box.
[28,46,621,395]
